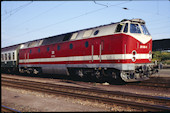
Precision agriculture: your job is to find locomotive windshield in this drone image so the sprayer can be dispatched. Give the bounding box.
[130,24,141,33]
[141,24,150,35]
[115,22,151,36]
[123,23,128,33]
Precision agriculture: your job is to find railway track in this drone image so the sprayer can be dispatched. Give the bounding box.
[127,81,170,89]
[2,76,170,111]
[1,105,20,112]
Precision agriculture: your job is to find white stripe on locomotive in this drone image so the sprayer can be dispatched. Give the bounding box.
[19,53,150,63]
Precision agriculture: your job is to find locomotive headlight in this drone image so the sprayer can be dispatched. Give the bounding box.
[149,51,152,61]
[132,50,137,62]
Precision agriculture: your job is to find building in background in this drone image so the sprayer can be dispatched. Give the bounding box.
[152,39,170,52]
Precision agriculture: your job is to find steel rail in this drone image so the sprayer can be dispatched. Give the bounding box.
[2,76,170,104]
[1,105,20,112]
[2,79,170,111]
[127,82,170,89]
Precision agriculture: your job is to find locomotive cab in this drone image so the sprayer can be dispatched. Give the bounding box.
[115,19,151,37]
[128,19,152,44]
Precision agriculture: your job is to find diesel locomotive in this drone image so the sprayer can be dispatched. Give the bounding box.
[1,19,158,82]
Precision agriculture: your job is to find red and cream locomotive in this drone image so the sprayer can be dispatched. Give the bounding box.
[1,19,158,82]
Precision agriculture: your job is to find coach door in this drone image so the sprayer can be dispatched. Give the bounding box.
[91,38,103,63]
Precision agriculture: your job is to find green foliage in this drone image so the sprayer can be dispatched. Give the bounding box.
[152,51,170,64]
[152,51,161,62]
[161,52,170,60]
[165,60,170,65]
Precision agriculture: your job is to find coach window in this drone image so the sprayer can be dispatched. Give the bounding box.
[85,41,89,48]
[1,54,4,61]
[13,52,15,60]
[8,53,11,60]
[5,53,7,60]
[70,43,73,49]
[38,48,40,53]
[123,23,128,33]
[115,23,124,32]
[47,47,50,52]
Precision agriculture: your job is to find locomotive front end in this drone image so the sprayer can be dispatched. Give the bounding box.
[120,63,158,82]
[117,19,158,82]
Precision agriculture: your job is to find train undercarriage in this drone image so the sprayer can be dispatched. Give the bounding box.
[67,63,158,83]
[2,63,158,84]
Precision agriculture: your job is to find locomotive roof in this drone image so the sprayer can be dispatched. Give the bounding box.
[2,18,145,50]
[39,21,117,41]
[2,21,117,50]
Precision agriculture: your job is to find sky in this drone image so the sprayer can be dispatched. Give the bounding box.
[1,0,170,48]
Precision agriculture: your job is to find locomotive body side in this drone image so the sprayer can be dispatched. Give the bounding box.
[18,19,158,82]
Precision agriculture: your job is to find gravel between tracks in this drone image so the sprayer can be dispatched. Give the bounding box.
[1,73,170,112]
[2,87,109,112]
[2,74,170,97]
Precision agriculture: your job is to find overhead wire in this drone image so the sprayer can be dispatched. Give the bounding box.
[7,1,130,41]
[7,2,66,31]
[2,1,33,22]
[111,1,170,34]
[94,1,108,7]
[1,3,25,16]
[112,1,170,19]
[2,1,169,47]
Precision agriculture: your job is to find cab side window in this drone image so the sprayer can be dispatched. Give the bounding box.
[115,24,124,32]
